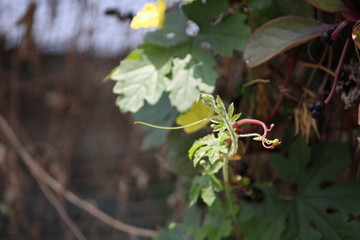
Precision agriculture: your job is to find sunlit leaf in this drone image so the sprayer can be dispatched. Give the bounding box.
[244,16,327,67]
[176,101,214,133]
[111,46,172,112]
[167,54,215,112]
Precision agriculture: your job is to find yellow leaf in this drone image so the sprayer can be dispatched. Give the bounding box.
[176,101,214,133]
[130,0,167,29]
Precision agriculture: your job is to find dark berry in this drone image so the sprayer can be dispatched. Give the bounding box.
[311,109,321,119]
[236,187,264,202]
[320,31,333,45]
[307,102,315,111]
[327,26,337,34]
[238,189,252,201]
[314,101,325,111]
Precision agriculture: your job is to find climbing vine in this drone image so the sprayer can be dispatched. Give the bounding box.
[107,0,360,239]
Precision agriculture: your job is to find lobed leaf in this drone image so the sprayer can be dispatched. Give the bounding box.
[240,139,358,240]
[167,54,215,112]
[111,47,172,112]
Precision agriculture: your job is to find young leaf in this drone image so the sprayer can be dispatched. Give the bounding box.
[227,103,234,119]
[243,16,327,67]
[188,132,228,166]
[201,185,216,206]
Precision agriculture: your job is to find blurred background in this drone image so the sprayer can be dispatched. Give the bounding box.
[0,0,182,239]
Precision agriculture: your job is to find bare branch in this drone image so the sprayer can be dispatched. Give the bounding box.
[37,180,87,240]
[0,114,157,239]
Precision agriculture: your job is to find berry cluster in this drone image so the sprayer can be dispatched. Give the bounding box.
[307,101,325,119]
[320,26,337,46]
[230,160,264,202]
[237,187,264,202]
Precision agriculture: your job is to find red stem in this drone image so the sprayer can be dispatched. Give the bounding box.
[324,38,350,105]
[331,21,350,41]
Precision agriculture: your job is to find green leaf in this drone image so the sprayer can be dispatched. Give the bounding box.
[182,0,228,29]
[304,0,346,13]
[271,138,311,187]
[155,206,201,240]
[201,185,216,206]
[238,183,289,240]
[194,199,232,240]
[244,0,282,27]
[189,175,220,206]
[276,0,313,18]
[167,54,215,112]
[188,132,228,166]
[243,16,327,67]
[239,139,359,240]
[144,9,190,47]
[166,133,202,175]
[195,13,251,56]
[133,94,177,149]
[111,46,172,112]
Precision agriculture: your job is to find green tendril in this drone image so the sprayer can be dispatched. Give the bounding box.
[134,118,209,130]
[242,79,270,89]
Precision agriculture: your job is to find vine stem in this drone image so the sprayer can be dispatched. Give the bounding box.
[324,38,351,105]
[219,102,238,223]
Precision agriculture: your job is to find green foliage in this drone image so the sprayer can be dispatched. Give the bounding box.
[189,168,223,206]
[276,0,313,18]
[156,199,235,240]
[167,54,215,112]
[188,132,229,166]
[166,133,203,175]
[243,16,327,67]
[110,0,250,113]
[112,46,172,112]
[244,0,282,27]
[106,0,360,239]
[304,0,345,12]
[155,206,201,240]
[238,138,360,240]
[133,94,177,149]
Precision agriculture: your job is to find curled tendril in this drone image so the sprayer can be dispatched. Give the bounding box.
[233,119,281,149]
